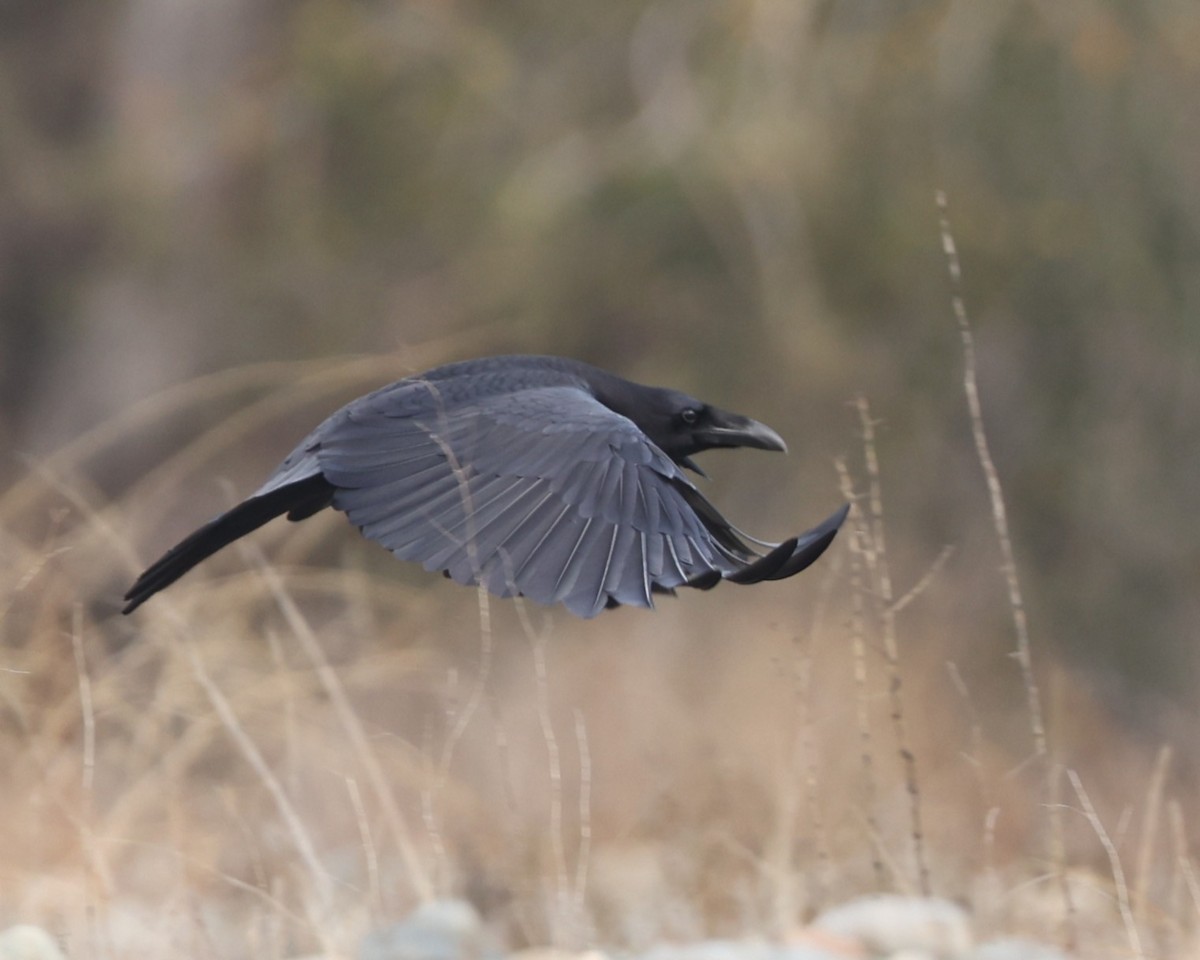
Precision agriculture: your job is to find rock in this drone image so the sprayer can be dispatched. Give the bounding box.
[641,943,778,960]
[642,941,847,960]
[359,900,488,960]
[0,927,66,960]
[778,943,863,960]
[811,896,972,957]
[968,939,1070,960]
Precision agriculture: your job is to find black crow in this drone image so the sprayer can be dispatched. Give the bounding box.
[123,355,847,618]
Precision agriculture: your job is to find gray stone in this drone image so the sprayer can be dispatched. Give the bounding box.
[968,939,1070,960]
[640,941,844,960]
[641,943,777,960]
[0,927,66,960]
[812,896,972,957]
[359,900,487,960]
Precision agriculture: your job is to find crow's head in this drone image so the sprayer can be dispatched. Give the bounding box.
[598,382,787,467]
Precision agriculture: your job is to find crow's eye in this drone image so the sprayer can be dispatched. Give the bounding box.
[680,408,699,425]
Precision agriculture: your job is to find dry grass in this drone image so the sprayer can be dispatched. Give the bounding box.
[1,351,1196,958]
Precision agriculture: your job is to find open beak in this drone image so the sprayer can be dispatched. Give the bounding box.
[697,409,788,453]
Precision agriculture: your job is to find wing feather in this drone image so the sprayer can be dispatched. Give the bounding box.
[431,480,549,575]
[602,524,646,607]
[499,495,573,579]
[591,524,621,614]
[510,502,587,606]
[663,536,688,583]
[556,519,621,617]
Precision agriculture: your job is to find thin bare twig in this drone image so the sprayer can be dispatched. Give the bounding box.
[426,405,496,787]
[179,628,335,914]
[936,189,1071,941]
[773,544,841,932]
[572,707,593,940]
[803,547,842,908]
[1134,745,1172,933]
[1169,800,1200,957]
[255,559,434,903]
[346,775,382,916]
[530,628,570,942]
[70,604,101,951]
[854,397,930,896]
[835,459,886,889]
[1068,768,1144,959]
[944,658,997,911]
[889,546,955,616]
[70,605,96,810]
[944,661,985,780]
[936,191,1048,757]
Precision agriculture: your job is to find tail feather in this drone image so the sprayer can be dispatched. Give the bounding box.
[122,474,334,614]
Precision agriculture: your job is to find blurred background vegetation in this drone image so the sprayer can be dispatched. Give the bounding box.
[5,0,1196,736]
[2,0,1200,950]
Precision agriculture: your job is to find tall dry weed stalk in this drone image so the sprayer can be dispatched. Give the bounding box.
[854,397,931,897]
[835,459,886,890]
[936,190,1073,945]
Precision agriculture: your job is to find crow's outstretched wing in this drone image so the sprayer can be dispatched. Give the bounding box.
[308,381,838,618]
[315,384,719,617]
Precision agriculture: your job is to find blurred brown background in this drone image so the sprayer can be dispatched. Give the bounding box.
[2,0,1200,950]
[5,0,1196,732]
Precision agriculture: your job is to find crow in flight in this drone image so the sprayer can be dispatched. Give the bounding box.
[123,355,847,618]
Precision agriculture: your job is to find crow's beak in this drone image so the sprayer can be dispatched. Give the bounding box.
[698,410,788,453]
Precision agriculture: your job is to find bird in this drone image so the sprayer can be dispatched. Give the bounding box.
[123,355,847,619]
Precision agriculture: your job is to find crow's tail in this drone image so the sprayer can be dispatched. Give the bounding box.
[122,474,334,614]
